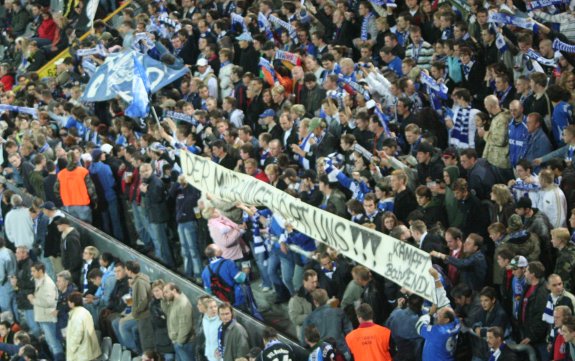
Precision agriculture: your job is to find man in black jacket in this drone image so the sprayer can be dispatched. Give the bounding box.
[486,326,518,361]
[169,175,203,280]
[140,163,175,268]
[520,261,549,359]
[11,246,39,336]
[55,270,78,343]
[54,217,82,286]
[236,33,259,75]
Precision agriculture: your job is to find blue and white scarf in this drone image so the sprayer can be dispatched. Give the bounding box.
[543,293,555,324]
[361,12,374,40]
[374,105,392,137]
[489,343,507,361]
[527,0,568,10]
[488,13,534,30]
[337,73,371,100]
[231,13,248,33]
[525,48,557,67]
[369,0,397,7]
[553,38,575,53]
[269,15,298,44]
[258,12,274,41]
[420,71,449,99]
[451,106,471,146]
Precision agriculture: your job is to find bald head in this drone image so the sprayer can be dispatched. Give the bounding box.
[205,244,223,258]
[484,95,500,115]
[509,100,524,121]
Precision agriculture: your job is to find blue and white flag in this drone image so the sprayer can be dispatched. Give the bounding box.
[527,0,568,10]
[495,33,508,52]
[488,13,534,30]
[164,110,196,124]
[268,15,298,44]
[124,54,151,118]
[525,48,557,67]
[81,50,189,103]
[553,38,575,53]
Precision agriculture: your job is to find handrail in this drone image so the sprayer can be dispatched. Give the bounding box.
[36,1,133,79]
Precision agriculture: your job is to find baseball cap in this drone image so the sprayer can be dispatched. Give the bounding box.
[196,58,208,67]
[91,149,102,162]
[442,147,457,159]
[54,217,70,225]
[259,109,275,118]
[236,32,253,42]
[308,117,323,131]
[40,201,56,210]
[510,255,528,269]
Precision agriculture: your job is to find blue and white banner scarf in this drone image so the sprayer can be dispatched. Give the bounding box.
[369,0,397,7]
[543,294,555,324]
[231,13,248,33]
[525,48,557,67]
[337,73,371,100]
[275,50,299,65]
[257,12,274,41]
[164,110,196,124]
[488,13,534,30]
[269,15,298,44]
[420,71,449,99]
[553,38,575,53]
[77,44,107,58]
[361,12,374,40]
[259,57,277,80]
[496,32,508,51]
[374,105,392,137]
[527,0,568,10]
[134,33,155,48]
[0,105,38,118]
[451,106,471,145]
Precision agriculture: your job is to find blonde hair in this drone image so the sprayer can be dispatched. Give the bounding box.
[491,184,513,206]
[84,246,100,259]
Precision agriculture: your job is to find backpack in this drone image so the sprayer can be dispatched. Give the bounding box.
[208,260,235,304]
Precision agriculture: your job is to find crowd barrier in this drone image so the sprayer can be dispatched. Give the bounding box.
[8,184,309,359]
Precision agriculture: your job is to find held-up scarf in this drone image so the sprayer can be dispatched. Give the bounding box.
[543,293,555,324]
[450,106,471,147]
[275,50,301,65]
[374,105,392,137]
[527,0,568,10]
[0,105,38,118]
[361,12,374,40]
[525,48,557,67]
[269,15,299,44]
[337,73,371,100]
[553,38,575,53]
[420,71,449,99]
[231,13,248,33]
[258,12,274,41]
[488,12,534,30]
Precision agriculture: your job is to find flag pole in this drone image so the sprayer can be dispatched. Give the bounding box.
[149,102,162,127]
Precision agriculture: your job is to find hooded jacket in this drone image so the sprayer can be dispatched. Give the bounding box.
[444,166,464,227]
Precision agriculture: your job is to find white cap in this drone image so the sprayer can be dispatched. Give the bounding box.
[101,143,113,154]
[196,58,208,67]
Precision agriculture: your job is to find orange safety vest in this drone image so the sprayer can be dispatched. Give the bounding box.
[345,322,393,361]
[57,167,91,206]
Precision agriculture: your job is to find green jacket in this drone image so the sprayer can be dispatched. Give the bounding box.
[131,273,151,320]
[162,294,194,344]
[222,320,249,361]
[444,166,464,228]
[12,8,30,35]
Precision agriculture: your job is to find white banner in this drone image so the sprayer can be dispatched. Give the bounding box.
[181,152,436,302]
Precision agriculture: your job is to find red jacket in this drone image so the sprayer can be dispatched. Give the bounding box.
[38,18,57,41]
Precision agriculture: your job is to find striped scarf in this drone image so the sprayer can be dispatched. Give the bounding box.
[543,293,555,324]
[361,12,373,40]
[451,106,471,147]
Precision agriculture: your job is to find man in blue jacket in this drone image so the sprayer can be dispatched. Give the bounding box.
[90,148,123,240]
[524,113,553,163]
[508,100,529,168]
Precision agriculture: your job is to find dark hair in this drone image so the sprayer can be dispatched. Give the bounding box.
[31,262,45,273]
[303,269,317,281]
[304,325,321,343]
[487,326,503,339]
[451,283,473,299]
[125,260,140,274]
[479,286,497,300]
[460,148,477,160]
[496,247,514,261]
[68,291,83,307]
[262,326,278,340]
[88,268,103,280]
[528,261,546,279]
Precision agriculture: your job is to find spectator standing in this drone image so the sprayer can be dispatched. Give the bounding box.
[0,238,16,317]
[202,297,221,361]
[65,291,102,361]
[5,195,34,251]
[288,269,317,338]
[486,327,518,361]
[54,151,97,223]
[519,261,549,360]
[55,270,77,343]
[139,163,175,267]
[54,218,82,285]
[216,303,249,361]
[28,262,63,361]
[162,283,195,361]
[11,246,38,336]
[386,294,424,361]
[125,260,155,354]
[259,327,295,361]
[346,303,393,361]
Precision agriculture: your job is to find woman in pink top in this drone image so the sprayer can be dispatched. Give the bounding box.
[204,207,247,261]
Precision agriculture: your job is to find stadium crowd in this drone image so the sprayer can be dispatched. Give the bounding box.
[5,0,575,358]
